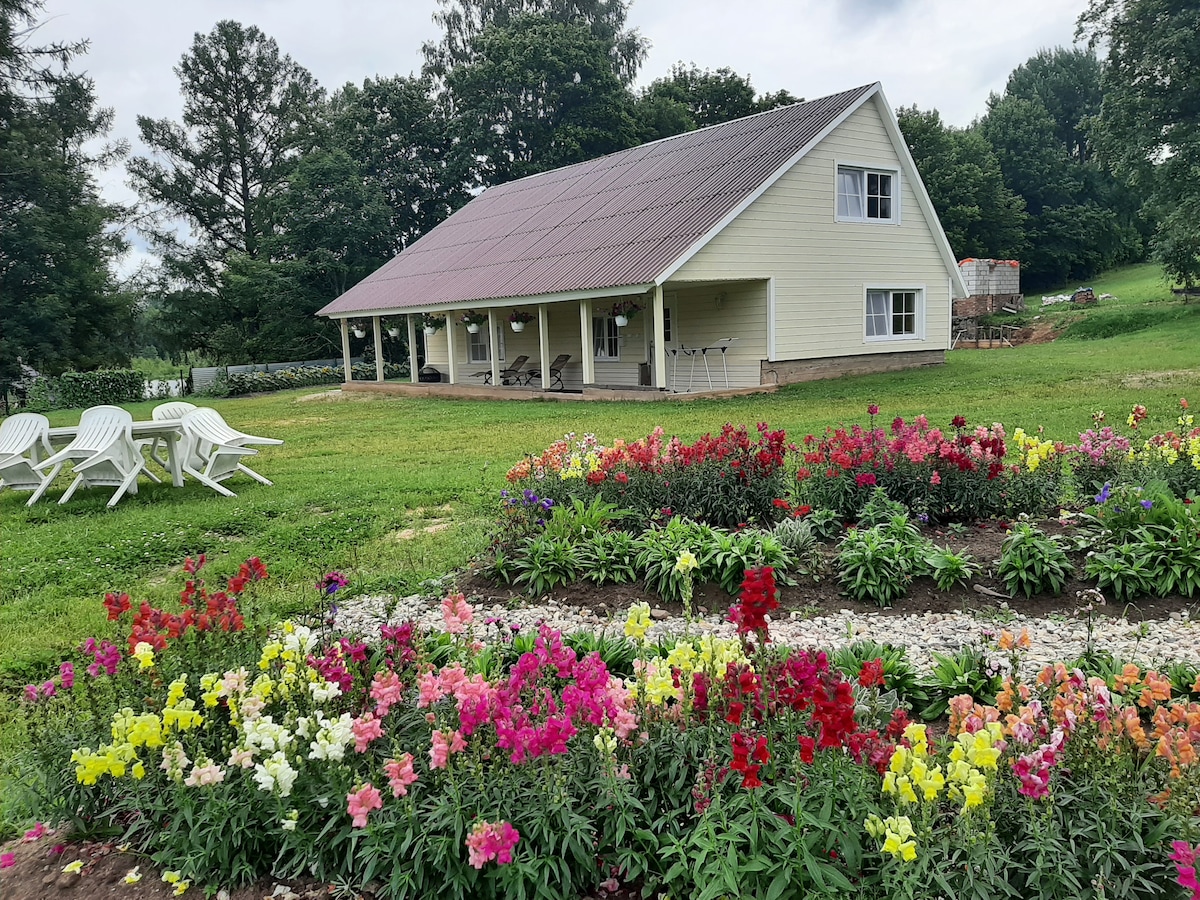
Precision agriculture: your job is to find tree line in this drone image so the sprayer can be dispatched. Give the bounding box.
[2,0,1196,379]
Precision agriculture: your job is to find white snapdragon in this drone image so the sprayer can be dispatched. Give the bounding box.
[309,678,342,704]
[308,712,354,761]
[242,716,294,753]
[253,751,298,797]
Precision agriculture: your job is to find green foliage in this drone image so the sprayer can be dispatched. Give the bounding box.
[836,526,913,608]
[996,521,1074,598]
[540,495,629,543]
[513,534,578,596]
[226,362,408,395]
[576,530,637,585]
[1084,542,1154,602]
[56,370,145,408]
[855,488,909,527]
[831,641,929,711]
[924,545,979,592]
[633,62,799,141]
[921,645,1002,719]
[634,518,716,602]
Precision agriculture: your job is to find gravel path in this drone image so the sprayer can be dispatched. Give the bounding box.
[335,593,1200,676]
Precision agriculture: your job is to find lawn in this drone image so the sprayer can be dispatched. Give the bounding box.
[2,265,1198,688]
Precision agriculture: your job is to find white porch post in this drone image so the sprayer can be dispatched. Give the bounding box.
[652,285,667,389]
[538,304,550,390]
[407,315,419,383]
[579,300,595,387]
[339,319,352,385]
[372,315,384,382]
[445,319,458,384]
[488,309,501,386]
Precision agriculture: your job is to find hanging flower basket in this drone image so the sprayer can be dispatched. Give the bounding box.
[386,326,401,339]
[350,322,368,339]
[420,313,446,336]
[509,309,534,333]
[461,310,488,333]
[611,299,642,326]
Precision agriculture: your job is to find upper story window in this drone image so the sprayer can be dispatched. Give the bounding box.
[837,166,896,223]
[865,288,921,341]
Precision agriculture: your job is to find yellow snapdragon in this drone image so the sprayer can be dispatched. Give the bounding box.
[624,602,652,642]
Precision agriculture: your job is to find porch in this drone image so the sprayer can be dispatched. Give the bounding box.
[335,279,771,396]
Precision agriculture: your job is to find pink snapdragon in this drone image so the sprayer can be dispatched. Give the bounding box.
[370,670,404,717]
[441,593,474,634]
[1,852,14,869]
[465,820,520,868]
[351,713,385,753]
[346,782,383,828]
[59,662,74,690]
[22,822,47,842]
[429,729,467,769]
[82,638,120,677]
[384,754,418,798]
[1172,841,1200,899]
[184,761,226,787]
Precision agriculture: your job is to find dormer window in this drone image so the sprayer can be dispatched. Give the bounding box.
[837,166,897,223]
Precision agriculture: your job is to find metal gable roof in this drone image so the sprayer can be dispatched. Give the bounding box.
[319,83,877,317]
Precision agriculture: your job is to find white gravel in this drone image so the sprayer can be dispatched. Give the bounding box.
[333,592,1200,676]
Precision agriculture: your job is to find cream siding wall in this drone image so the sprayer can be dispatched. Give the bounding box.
[670,95,952,361]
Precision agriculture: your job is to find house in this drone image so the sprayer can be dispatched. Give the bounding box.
[318,82,968,396]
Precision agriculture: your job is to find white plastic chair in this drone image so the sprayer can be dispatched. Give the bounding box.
[144,401,199,472]
[0,413,55,498]
[31,406,147,508]
[179,408,266,496]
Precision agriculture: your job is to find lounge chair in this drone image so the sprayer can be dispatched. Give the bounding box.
[31,406,148,508]
[180,408,282,490]
[0,412,55,499]
[179,408,262,497]
[471,355,530,385]
[144,401,198,471]
[528,354,571,391]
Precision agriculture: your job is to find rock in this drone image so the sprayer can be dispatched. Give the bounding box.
[650,608,669,621]
[56,872,80,889]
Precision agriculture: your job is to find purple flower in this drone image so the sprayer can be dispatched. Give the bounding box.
[1140,499,1154,510]
[541,498,554,510]
[317,571,349,595]
[500,489,509,498]
[1094,483,1112,504]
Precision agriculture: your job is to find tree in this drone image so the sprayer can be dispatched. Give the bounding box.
[328,76,471,252]
[1080,0,1200,288]
[128,21,322,313]
[633,63,800,141]
[445,15,639,186]
[896,106,1026,261]
[1003,47,1103,163]
[216,149,395,361]
[423,0,647,84]
[0,0,131,380]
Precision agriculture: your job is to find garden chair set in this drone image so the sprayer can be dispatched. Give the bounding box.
[0,402,282,507]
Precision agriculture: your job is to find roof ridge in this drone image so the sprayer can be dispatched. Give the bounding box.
[490,82,880,191]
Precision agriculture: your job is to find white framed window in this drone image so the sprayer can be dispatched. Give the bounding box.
[865,288,923,341]
[467,323,504,362]
[662,306,673,343]
[592,315,620,360]
[837,165,897,223]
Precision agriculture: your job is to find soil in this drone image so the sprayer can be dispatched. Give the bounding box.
[0,834,639,900]
[456,519,1195,624]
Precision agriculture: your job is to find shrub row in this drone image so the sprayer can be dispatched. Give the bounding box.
[224,362,407,395]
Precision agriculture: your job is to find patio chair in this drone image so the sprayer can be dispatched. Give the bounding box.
[470,355,530,385]
[143,401,199,472]
[31,406,147,508]
[180,407,281,488]
[0,412,55,499]
[179,408,262,497]
[529,354,571,391]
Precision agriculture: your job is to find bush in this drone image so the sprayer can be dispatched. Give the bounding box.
[56,369,145,408]
[996,521,1074,598]
[225,362,407,395]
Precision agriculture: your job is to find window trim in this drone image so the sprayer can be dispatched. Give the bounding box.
[863,285,925,343]
[592,314,620,361]
[835,161,900,225]
[466,321,504,363]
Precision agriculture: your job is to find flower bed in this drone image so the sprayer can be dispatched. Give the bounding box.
[9,560,1200,900]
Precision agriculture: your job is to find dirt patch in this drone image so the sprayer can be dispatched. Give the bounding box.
[388,521,452,541]
[1120,369,1200,390]
[1012,320,1063,346]
[454,520,1195,624]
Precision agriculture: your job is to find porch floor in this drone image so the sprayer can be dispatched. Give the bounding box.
[339,381,778,402]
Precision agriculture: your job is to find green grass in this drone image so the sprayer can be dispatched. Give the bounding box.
[2,263,1198,690]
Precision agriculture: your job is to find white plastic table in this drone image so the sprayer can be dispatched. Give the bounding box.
[669,338,738,392]
[47,421,186,488]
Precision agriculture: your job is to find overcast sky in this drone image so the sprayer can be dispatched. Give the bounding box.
[35,0,1090,269]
